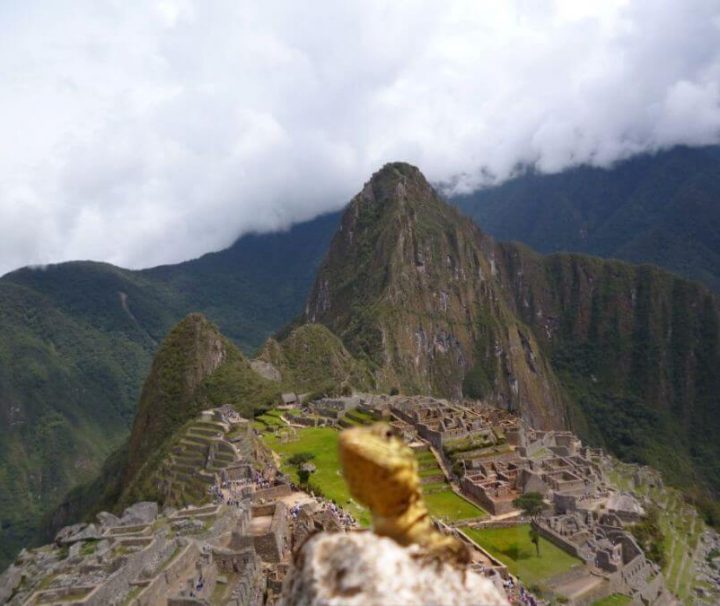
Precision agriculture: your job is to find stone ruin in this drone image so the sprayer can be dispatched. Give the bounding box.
[0,484,345,605]
[156,407,255,507]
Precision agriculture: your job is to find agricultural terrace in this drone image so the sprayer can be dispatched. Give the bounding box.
[607,461,705,603]
[413,446,487,521]
[464,524,583,589]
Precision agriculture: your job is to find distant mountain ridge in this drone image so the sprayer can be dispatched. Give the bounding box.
[3,144,720,569]
[0,212,338,568]
[454,145,720,291]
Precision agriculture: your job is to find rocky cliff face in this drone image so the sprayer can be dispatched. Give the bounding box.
[304,163,566,429]
[496,246,720,506]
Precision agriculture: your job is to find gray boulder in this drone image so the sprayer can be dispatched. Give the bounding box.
[0,565,22,604]
[96,511,121,528]
[68,542,83,559]
[59,523,102,545]
[280,532,509,606]
[120,501,158,526]
[54,523,87,545]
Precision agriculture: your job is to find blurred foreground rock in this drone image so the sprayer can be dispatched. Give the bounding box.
[280,532,509,606]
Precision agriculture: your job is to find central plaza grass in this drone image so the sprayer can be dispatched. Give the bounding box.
[464,524,583,588]
[424,490,486,521]
[261,427,371,525]
[261,425,486,524]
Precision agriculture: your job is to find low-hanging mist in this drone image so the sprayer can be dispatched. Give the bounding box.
[1,0,719,275]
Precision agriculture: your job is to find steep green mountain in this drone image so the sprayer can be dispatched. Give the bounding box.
[304,162,720,522]
[305,162,567,429]
[259,323,374,397]
[120,313,281,506]
[47,314,371,532]
[0,267,170,568]
[0,212,338,569]
[453,145,720,291]
[495,247,720,519]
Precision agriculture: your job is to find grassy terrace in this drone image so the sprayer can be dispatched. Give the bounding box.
[259,419,487,525]
[414,447,487,521]
[253,408,286,431]
[464,525,583,589]
[261,426,371,525]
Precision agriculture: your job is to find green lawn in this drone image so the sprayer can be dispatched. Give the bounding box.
[261,427,371,525]
[424,490,487,521]
[465,524,583,588]
[591,594,632,606]
[262,426,486,524]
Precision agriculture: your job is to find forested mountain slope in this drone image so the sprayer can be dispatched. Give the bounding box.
[0,212,338,568]
[454,145,720,291]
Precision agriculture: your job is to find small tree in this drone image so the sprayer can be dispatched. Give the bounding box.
[298,468,311,486]
[288,452,315,466]
[513,492,545,557]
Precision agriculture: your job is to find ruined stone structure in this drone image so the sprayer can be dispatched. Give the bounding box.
[535,510,671,605]
[157,407,256,507]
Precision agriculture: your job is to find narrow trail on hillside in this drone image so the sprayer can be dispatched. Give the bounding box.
[119,291,158,346]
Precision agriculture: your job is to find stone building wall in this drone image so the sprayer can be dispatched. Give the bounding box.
[81,535,168,606]
[253,502,289,563]
[133,541,200,606]
[460,478,514,515]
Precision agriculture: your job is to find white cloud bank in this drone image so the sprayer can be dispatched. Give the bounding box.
[1,0,719,275]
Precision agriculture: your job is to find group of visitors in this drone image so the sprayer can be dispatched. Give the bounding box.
[253,471,272,490]
[207,470,275,507]
[503,577,540,606]
[320,499,356,528]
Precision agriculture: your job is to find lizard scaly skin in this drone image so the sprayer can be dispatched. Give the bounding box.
[338,423,469,564]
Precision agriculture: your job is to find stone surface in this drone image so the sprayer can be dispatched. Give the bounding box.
[280,532,508,606]
[96,511,120,528]
[68,542,82,559]
[0,565,22,604]
[66,524,101,544]
[54,523,86,545]
[251,359,282,382]
[120,501,158,525]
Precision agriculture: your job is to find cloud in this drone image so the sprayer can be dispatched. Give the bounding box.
[1,0,719,275]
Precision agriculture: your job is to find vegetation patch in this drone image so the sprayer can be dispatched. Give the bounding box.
[261,427,370,526]
[465,524,583,588]
[423,490,487,521]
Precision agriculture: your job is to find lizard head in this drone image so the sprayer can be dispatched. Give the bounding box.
[338,423,421,517]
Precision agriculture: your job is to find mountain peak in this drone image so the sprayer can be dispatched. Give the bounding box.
[303,164,566,428]
[360,161,440,212]
[372,161,425,182]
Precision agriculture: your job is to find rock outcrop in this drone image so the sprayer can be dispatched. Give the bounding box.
[280,532,508,606]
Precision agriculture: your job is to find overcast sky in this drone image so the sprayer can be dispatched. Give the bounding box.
[1,0,719,275]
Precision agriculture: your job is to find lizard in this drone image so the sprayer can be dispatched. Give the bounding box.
[338,422,470,565]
